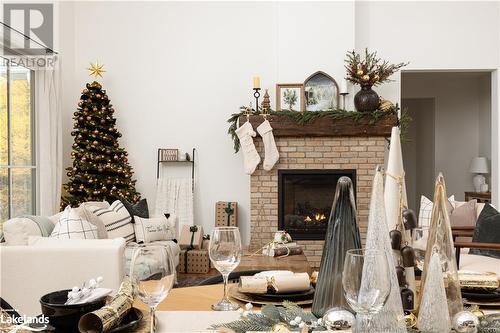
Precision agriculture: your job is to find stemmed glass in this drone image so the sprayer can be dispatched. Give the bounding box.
[412,227,430,271]
[209,226,242,311]
[130,245,176,333]
[342,249,391,332]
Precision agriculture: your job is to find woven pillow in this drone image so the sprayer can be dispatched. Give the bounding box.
[418,195,454,227]
[88,200,135,243]
[133,214,176,243]
[50,206,98,239]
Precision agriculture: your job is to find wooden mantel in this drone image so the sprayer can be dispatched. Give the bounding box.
[238,113,398,137]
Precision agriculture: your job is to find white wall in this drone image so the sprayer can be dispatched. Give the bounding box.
[59,1,355,244]
[402,72,491,200]
[57,1,500,243]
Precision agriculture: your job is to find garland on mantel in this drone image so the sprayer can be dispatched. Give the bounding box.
[227,106,404,153]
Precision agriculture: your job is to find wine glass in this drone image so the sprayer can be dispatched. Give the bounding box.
[412,227,430,271]
[209,226,242,311]
[130,245,176,333]
[342,249,391,331]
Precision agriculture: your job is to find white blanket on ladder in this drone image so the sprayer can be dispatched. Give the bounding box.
[155,178,194,237]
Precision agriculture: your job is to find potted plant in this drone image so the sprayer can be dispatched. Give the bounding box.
[345,49,408,112]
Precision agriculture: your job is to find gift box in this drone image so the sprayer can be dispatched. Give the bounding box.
[215,201,238,227]
[179,225,204,250]
[178,249,210,274]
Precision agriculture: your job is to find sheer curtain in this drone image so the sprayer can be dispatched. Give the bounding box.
[1,28,63,216]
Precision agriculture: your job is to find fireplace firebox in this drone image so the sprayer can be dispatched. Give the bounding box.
[278,169,356,240]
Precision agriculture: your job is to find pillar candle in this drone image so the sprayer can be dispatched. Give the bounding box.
[340,79,348,94]
[253,76,260,89]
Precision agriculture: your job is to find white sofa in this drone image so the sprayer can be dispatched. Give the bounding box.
[0,204,181,316]
[0,238,126,316]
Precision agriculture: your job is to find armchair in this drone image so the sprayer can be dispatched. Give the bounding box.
[452,226,500,275]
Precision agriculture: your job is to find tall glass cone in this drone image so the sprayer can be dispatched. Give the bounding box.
[419,173,463,318]
[312,176,361,317]
[356,167,407,332]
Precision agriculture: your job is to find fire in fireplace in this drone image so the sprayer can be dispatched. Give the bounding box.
[278,169,356,240]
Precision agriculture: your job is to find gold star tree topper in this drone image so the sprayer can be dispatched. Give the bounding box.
[87,61,106,78]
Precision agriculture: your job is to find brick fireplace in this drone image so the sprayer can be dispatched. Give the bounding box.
[242,114,397,268]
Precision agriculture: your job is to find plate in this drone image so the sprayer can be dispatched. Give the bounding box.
[462,289,500,302]
[109,308,144,333]
[249,287,315,301]
[229,285,313,306]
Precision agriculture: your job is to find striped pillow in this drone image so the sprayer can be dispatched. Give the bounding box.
[88,200,135,243]
[50,206,98,239]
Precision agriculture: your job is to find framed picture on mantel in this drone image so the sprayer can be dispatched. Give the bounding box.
[276,83,305,112]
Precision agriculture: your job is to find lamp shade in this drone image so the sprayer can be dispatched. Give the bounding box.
[469,157,489,174]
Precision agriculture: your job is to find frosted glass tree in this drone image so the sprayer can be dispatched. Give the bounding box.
[417,250,452,332]
[419,173,463,318]
[356,167,407,332]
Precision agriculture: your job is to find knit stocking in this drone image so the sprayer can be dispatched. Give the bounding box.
[257,120,279,171]
[235,121,261,175]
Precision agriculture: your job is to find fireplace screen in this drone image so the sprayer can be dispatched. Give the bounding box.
[278,169,356,240]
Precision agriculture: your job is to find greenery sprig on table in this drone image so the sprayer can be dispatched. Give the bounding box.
[227,106,402,153]
[212,301,324,332]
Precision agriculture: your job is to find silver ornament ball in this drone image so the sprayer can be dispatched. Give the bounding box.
[453,311,479,333]
[322,308,355,331]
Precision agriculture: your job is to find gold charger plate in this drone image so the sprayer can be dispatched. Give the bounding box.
[228,285,313,306]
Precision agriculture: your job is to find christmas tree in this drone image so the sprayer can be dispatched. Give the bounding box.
[62,62,140,207]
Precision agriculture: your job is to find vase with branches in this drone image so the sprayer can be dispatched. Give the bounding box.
[345,49,408,112]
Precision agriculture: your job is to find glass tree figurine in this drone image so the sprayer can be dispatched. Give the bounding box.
[419,173,463,318]
[312,176,361,317]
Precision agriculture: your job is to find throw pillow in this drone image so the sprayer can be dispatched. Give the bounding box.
[88,200,135,243]
[50,206,99,239]
[470,204,500,259]
[3,215,58,245]
[75,205,108,239]
[133,214,176,243]
[450,200,477,227]
[121,198,149,223]
[418,195,454,227]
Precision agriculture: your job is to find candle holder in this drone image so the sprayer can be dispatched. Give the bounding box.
[253,88,261,113]
[340,92,349,111]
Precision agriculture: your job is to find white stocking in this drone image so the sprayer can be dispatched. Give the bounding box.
[257,120,279,171]
[235,121,261,175]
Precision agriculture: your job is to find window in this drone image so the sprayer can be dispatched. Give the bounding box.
[0,61,36,224]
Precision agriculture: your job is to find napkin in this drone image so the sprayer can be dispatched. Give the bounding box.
[239,271,310,294]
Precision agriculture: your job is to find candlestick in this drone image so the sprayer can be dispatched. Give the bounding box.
[253,76,260,89]
[340,92,349,111]
[253,88,261,113]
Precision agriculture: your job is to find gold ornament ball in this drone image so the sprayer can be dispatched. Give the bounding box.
[362,74,370,81]
[356,69,364,76]
[86,116,92,121]
[272,323,290,332]
[404,312,417,328]
[374,74,380,81]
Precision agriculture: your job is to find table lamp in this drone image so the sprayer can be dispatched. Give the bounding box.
[469,157,489,192]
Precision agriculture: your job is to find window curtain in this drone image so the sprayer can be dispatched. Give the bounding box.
[35,63,62,215]
[1,29,63,216]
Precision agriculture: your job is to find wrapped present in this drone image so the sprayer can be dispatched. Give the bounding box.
[178,249,210,274]
[179,225,203,250]
[215,201,238,227]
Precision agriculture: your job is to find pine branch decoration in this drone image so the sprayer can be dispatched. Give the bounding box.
[227,106,400,153]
